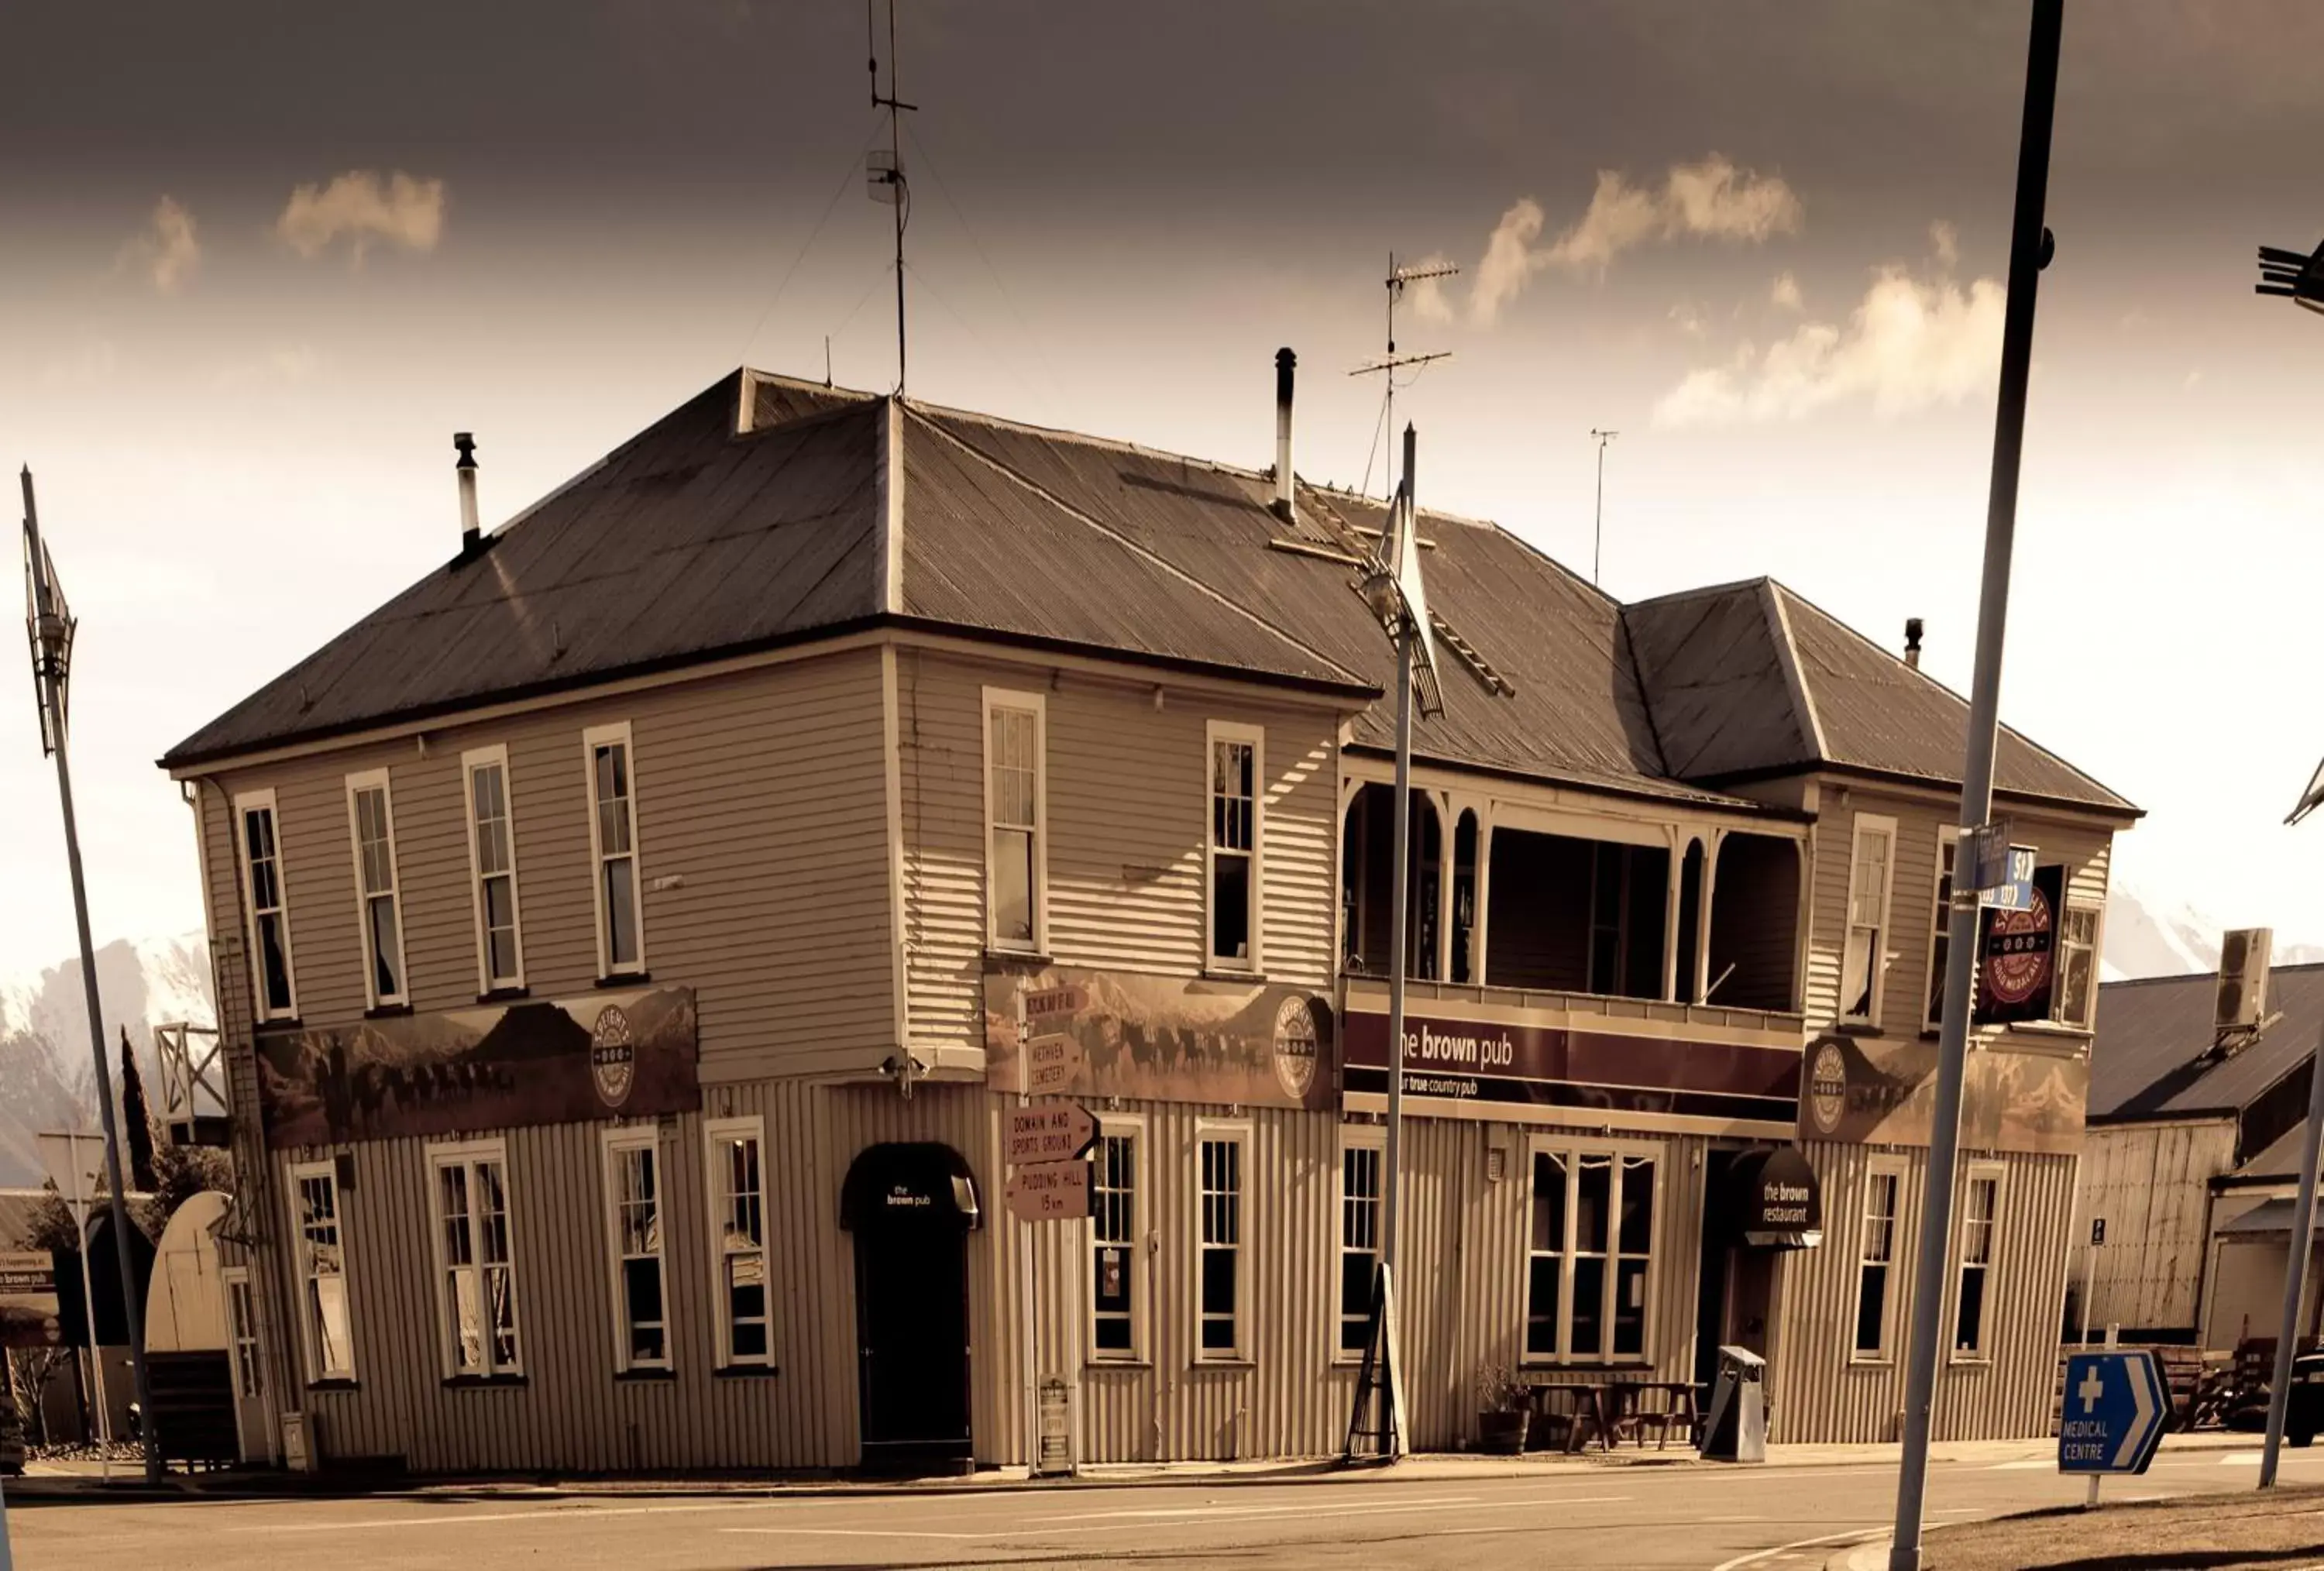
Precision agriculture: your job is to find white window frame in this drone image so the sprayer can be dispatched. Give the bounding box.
[1950,1161,2005,1364]
[602,1125,671,1373]
[427,1138,522,1380]
[2051,901,2102,1030]
[705,1115,772,1370]
[1087,1114,1146,1365]
[1335,1126,1386,1363]
[1841,813,1899,1026]
[286,1157,354,1384]
[1519,1134,1665,1366]
[583,720,647,980]
[235,789,299,1022]
[1853,1155,1910,1363]
[1192,1120,1250,1364]
[982,687,1048,954]
[1922,824,1958,1033]
[223,1266,261,1400]
[461,745,527,994]
[1205,720,1266,973]
[343,768,410,1011]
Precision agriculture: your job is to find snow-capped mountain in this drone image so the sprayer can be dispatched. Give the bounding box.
[0,932,213,1186]
[2102,880,2324,982]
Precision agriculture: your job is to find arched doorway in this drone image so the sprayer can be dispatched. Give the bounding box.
[839,1142,982,1472]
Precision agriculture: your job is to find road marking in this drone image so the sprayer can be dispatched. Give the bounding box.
[1043,1491,1481,1521]
[724,1494,1632,1542]
[2222,1451,2264,1465]
[1989,1459,2054,1470]
[1710,1525,1885,1571]
[232,1498,833,1533]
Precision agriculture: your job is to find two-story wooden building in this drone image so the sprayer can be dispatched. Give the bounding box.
[160,361,2136,1473]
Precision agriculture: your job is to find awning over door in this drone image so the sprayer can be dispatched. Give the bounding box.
[1723,1145,1824,1250]
[841,1142,982,1231]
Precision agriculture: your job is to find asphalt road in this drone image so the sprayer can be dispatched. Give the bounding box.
[15,1445,2324,1570]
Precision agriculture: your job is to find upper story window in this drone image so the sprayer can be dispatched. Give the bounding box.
[1923,827,1958,1032]
[2053,905,2099,1029]
[1841,813,1897,1025]
[345,770,408,1009]
[236,789,298,1021]
[462,747,525,992]
[984,689,1046,952]
[584,723,645,978]
[1207,723,1263,971]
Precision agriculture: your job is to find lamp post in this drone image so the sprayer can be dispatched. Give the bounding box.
[2263,713,2324,1487]
[2257,240,2324,314]
[22,469,161,1483]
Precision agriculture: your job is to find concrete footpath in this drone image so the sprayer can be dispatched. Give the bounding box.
[5,1428,2260,1508]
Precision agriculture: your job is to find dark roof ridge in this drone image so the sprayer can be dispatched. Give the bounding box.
[1766,577,2138,812]
[1624,575,1775,611]
[902,404,1375,693]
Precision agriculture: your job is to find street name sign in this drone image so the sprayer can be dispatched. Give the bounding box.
[2058,1351,2167,1475]
[1983,844,2038,913]
[1006,1159,1092,1222]
[1008,1105,1098,1166]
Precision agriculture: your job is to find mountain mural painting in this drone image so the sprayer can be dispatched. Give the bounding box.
[255,985,698,1148]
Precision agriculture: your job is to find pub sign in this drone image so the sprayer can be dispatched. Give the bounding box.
[1975,863,2064,1026]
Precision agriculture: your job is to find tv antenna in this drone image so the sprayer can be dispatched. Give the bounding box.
[1590,428,1619,585]
[866,0,917,394]
[1351,254,1458,498]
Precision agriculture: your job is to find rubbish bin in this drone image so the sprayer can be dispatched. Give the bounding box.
[1702,1346,1767,1463]
[2288,1352,2324,1446]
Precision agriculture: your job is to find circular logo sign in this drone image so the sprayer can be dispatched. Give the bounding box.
[591,1005,637,1109]
[1271,995,1322,1103]
[1984,885,2055,1007]
[1809,1040,1848,1136]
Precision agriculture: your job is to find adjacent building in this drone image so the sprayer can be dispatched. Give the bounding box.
[2078,955,2324,1349]
[160,362,2137,1473]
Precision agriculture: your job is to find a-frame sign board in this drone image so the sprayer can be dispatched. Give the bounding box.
[1342,1262,1408,1462]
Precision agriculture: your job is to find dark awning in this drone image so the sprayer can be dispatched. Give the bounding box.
[841,1142,982,1232]
[1724,1145,1823,1250]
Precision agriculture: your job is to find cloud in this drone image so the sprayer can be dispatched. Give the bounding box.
[276,170,447,262]
[117,196,200,294]
[1463,156,1801,324]
[1930,221,1959,270]
[1652,256,2004,426]
[1770,272,1803,311]
[213,345,321,390]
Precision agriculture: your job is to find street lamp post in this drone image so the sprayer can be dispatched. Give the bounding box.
[21,469,162,1483]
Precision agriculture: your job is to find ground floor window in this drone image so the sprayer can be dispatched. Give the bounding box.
[1196,1127,1246,1360]
[1091,1123,1142,1360]
[603,1128,669,1371]
[1855,1160,1906,1360]
[289,1160,354,1382]
[707,1117,771,1367]
[1339,1133,1384,1354]
[225,1268,261,1398]
[1525,1141,1659,1363]
[431,1141,521,1377]
[1953,1166,2002,1361]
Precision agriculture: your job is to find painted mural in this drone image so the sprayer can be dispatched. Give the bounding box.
[984,963,1334,1111]
[1799,1030,2085,1155]
[255,985,699,1149]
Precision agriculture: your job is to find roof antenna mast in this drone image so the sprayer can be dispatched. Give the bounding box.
[1352,253,1459,499]
[867,0,917,394]
[1590,428,1619,585]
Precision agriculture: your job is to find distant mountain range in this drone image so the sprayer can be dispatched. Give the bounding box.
[2102,881,2324,983]
[0,933,212,1186]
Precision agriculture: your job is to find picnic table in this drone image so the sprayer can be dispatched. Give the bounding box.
[1515,1374,1700,1452]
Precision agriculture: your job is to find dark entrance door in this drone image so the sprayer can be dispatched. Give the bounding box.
[841,1142,979,1473]
[1694,1148,1738,1391]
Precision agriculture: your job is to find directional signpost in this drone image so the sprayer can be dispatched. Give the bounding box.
[1006,1102,1097,1476]
[2059,1349,2168,1504]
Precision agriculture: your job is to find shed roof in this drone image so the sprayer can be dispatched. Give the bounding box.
[2089,964,2324,1122]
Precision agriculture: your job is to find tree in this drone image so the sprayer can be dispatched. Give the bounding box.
[119,1028,158,1192]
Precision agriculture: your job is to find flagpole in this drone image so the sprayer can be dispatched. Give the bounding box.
[22,469,161,1483]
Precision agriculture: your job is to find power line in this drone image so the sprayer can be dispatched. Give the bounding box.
[738,112,889,369]
[901,118,1064,411]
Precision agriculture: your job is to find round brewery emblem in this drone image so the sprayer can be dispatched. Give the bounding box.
[1808,1040,1848,1136]
[1271,994,1322,1103]
[1984,884,2054,1006]
[592,1005,637,1109]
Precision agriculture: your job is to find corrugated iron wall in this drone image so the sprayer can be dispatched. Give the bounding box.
[2078,1120,2234,1336]
[1771,1141,2075,1443]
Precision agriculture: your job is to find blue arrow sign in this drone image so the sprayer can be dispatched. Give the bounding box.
[2059,1351,2168,1475]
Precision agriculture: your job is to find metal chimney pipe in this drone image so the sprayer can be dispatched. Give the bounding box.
[1273,348,1296,522]
[455,432,480,550]
[1904,617,1924,669]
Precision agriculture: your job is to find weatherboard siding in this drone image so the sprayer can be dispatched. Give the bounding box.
[198,649,896,1085]
[896,648,1341,1061]
[2076,1119,2235,1336]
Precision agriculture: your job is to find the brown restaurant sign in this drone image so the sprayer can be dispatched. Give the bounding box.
[257,985,700,1149]
[1339,985,1803,1129]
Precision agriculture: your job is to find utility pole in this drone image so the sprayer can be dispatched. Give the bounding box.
[22,468,162,1484]
[867,0,916,394]
[1590,428,1618,586]
[1886,4,2061,1566]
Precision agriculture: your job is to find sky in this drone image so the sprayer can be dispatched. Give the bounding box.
[4,0,2323,981]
